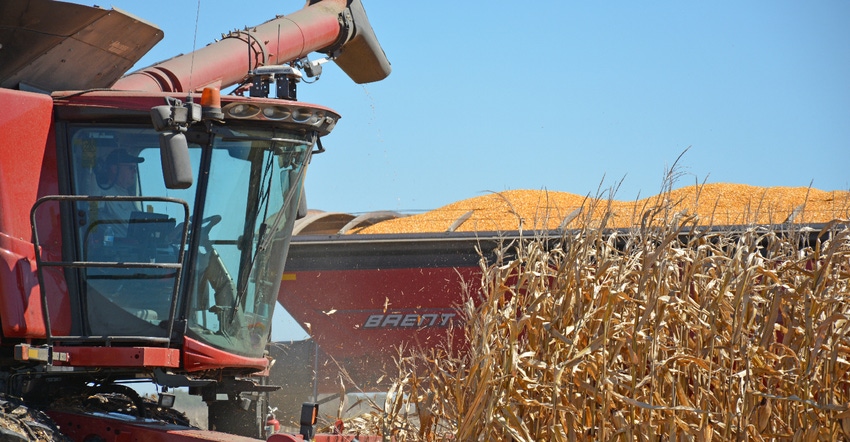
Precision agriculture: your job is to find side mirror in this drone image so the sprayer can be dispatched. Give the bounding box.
[151,100,198,189]
[159,132,193,189]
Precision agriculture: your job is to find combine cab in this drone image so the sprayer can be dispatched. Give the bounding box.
[0,0,389,440]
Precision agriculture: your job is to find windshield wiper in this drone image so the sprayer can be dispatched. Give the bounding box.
[229,149,276,324]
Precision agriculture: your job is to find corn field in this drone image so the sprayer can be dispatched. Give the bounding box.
[332,187,850,441]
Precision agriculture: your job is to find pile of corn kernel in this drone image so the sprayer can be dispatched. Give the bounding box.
[356,183,850,234]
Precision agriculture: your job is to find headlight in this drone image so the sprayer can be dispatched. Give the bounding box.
[221,102,339,136]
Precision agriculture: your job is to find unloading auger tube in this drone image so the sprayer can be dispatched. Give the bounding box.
[111,0,390,93]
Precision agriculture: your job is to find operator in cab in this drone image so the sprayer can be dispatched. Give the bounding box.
[96,148,144,237]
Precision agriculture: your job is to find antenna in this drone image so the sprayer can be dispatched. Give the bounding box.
[188,0,203,102]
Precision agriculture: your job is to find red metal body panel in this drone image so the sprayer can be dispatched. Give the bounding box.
[279,233,497,379]
[0,88,71,339]
[279,266,474,391]
[51,346,181,368]
[280,267,471,363]
[268,435,302,442]
[0,235,46,338]
[278,233,489,392]
[0,88,54,239]
[47,410,269,442]
[183,336,269,373]
[53,90,339,120]
[112,0,349,93]
[312,436,385,442]
[277,232,517,391]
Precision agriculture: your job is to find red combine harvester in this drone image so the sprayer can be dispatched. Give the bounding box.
[0,0,389,440]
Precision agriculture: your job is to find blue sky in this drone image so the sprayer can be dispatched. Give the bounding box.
[70,1,849,342]
[76,0,849,215]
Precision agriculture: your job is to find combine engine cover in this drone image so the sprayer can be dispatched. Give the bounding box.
[0,0,162,91]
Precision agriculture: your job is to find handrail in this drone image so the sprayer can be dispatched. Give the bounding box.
[30,195,190,348]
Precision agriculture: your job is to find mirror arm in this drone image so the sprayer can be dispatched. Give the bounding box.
[150,98,201,189]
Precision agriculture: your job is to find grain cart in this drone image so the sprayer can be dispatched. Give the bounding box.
[0,0,389,439]
[276,205,847,395]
